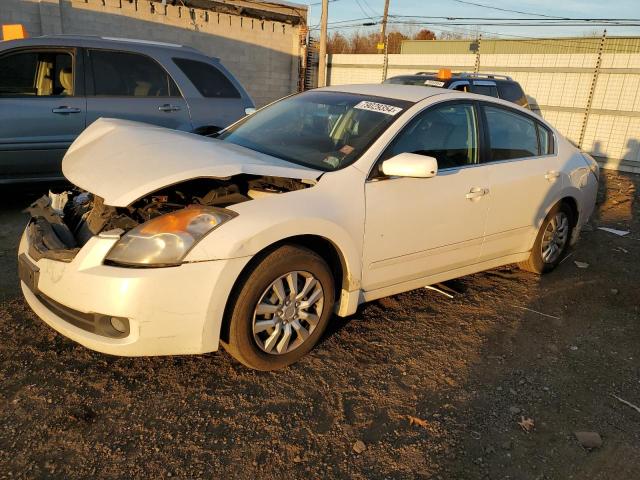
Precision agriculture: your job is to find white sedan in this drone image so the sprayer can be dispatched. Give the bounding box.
[18,84,599,370]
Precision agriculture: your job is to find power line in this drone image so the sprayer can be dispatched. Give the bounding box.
[390,15,640,23]
[354,0,376,21]
[446,0,566,19]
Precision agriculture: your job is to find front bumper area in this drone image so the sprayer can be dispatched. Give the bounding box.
[19,229,250,356]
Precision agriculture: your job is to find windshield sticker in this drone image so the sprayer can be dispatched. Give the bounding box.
[354,101,403,116]
[323,156,340,168]
[424,79,445,87]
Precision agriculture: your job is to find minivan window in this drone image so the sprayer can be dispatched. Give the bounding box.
[383,102,479,169]
[483,105,538,161]
[0,51,73,96]
[173,58,241,98]
[89,50,178,97]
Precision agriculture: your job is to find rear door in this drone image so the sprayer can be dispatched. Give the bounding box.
[0,47,86,179]
[85,49,192,131]
[479,102,562,261]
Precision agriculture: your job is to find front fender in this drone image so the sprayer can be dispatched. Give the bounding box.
[187,215,362,292]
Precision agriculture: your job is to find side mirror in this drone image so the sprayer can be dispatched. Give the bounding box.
[381,152,438,178]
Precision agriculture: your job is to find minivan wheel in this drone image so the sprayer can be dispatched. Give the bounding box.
[223,245,335,371]
[518,203,574,274]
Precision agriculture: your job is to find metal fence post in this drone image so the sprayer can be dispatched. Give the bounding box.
[579,30,607,150]
[473,34,482,74]
[382,35,389,81]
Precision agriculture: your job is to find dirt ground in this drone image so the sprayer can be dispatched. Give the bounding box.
[0,170,638,480]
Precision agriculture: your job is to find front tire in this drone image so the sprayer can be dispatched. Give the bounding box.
[518,202,574,274]
[222,245,335,370]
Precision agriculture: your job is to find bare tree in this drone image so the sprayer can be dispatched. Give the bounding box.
[327,28,437,54]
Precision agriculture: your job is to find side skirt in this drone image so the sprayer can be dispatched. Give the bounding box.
[361,252,530,304]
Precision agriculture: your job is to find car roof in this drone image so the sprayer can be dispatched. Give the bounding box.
[0,35,201,54]
[317,83,448,102]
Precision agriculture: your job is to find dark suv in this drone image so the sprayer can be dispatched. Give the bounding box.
[0,35,255,183]
[384,71,529,108]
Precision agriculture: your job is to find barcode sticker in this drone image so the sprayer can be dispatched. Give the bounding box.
[354,101,403,116]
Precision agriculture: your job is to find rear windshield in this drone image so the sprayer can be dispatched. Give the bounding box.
[218,90,412,171]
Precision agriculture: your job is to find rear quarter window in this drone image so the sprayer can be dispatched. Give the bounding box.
[497,83,527,106]
[173,58,240,98]
[470,84,498,98]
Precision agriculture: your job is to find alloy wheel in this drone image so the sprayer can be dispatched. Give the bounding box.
[252,271,324,355]
[541,212,569,264]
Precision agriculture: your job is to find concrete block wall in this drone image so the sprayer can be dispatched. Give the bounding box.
[327,51,640,172]
[0,0,44,36]
[0,0,305,106]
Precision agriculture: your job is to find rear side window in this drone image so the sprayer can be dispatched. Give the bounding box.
[483,105,539,161]
[173,58,240,98]
[89,50,179,97]
[470,84,498,98]
[497,83,527,106]
[0,51,73,96]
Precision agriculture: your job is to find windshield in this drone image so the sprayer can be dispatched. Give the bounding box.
[217,91,412,171]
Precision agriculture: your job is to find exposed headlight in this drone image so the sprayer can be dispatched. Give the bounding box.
[105,206,236,266]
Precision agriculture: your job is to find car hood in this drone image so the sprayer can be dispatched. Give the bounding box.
[62,118,323,207]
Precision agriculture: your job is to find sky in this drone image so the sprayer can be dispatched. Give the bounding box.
[302,0,640,38]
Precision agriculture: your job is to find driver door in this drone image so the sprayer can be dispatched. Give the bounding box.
[361,101,490,292]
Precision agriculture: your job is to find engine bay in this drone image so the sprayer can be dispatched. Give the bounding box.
[25,175,313,261]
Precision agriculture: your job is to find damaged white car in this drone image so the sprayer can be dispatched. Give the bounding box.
[19,85,599,370]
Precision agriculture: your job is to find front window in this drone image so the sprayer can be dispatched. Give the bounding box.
[0,50,73,96]
[381,102,479,170]
[218,91,412,171]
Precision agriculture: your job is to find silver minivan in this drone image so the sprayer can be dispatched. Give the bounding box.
[0,35,255,183]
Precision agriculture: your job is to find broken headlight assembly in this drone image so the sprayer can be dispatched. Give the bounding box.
[105,206,237,267]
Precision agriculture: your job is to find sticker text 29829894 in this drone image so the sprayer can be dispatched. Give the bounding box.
[353,101,403,116]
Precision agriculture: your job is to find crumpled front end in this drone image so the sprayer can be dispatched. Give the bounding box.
[19,172,315,356]
[17,189,254,356]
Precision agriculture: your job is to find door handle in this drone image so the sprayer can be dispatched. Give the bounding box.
[465,187,490,200]
[158,104,181,112]
[52,106,81,114]
[545,170,560,181]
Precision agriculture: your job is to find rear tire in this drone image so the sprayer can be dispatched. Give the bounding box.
[222,245,335,371]
[518,202,574,274]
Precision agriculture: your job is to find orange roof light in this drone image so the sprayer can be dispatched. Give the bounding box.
[2,24,28,41]
[437,68,452,80]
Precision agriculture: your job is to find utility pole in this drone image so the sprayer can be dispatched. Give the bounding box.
[318,0,329,87]
[377,0,390,53]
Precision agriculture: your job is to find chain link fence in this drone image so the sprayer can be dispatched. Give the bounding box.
[325,35,640,173]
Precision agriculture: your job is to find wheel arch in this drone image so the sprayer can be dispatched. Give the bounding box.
[219,234,351,343]
[559,195,579,227]
[192,125,223,136]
